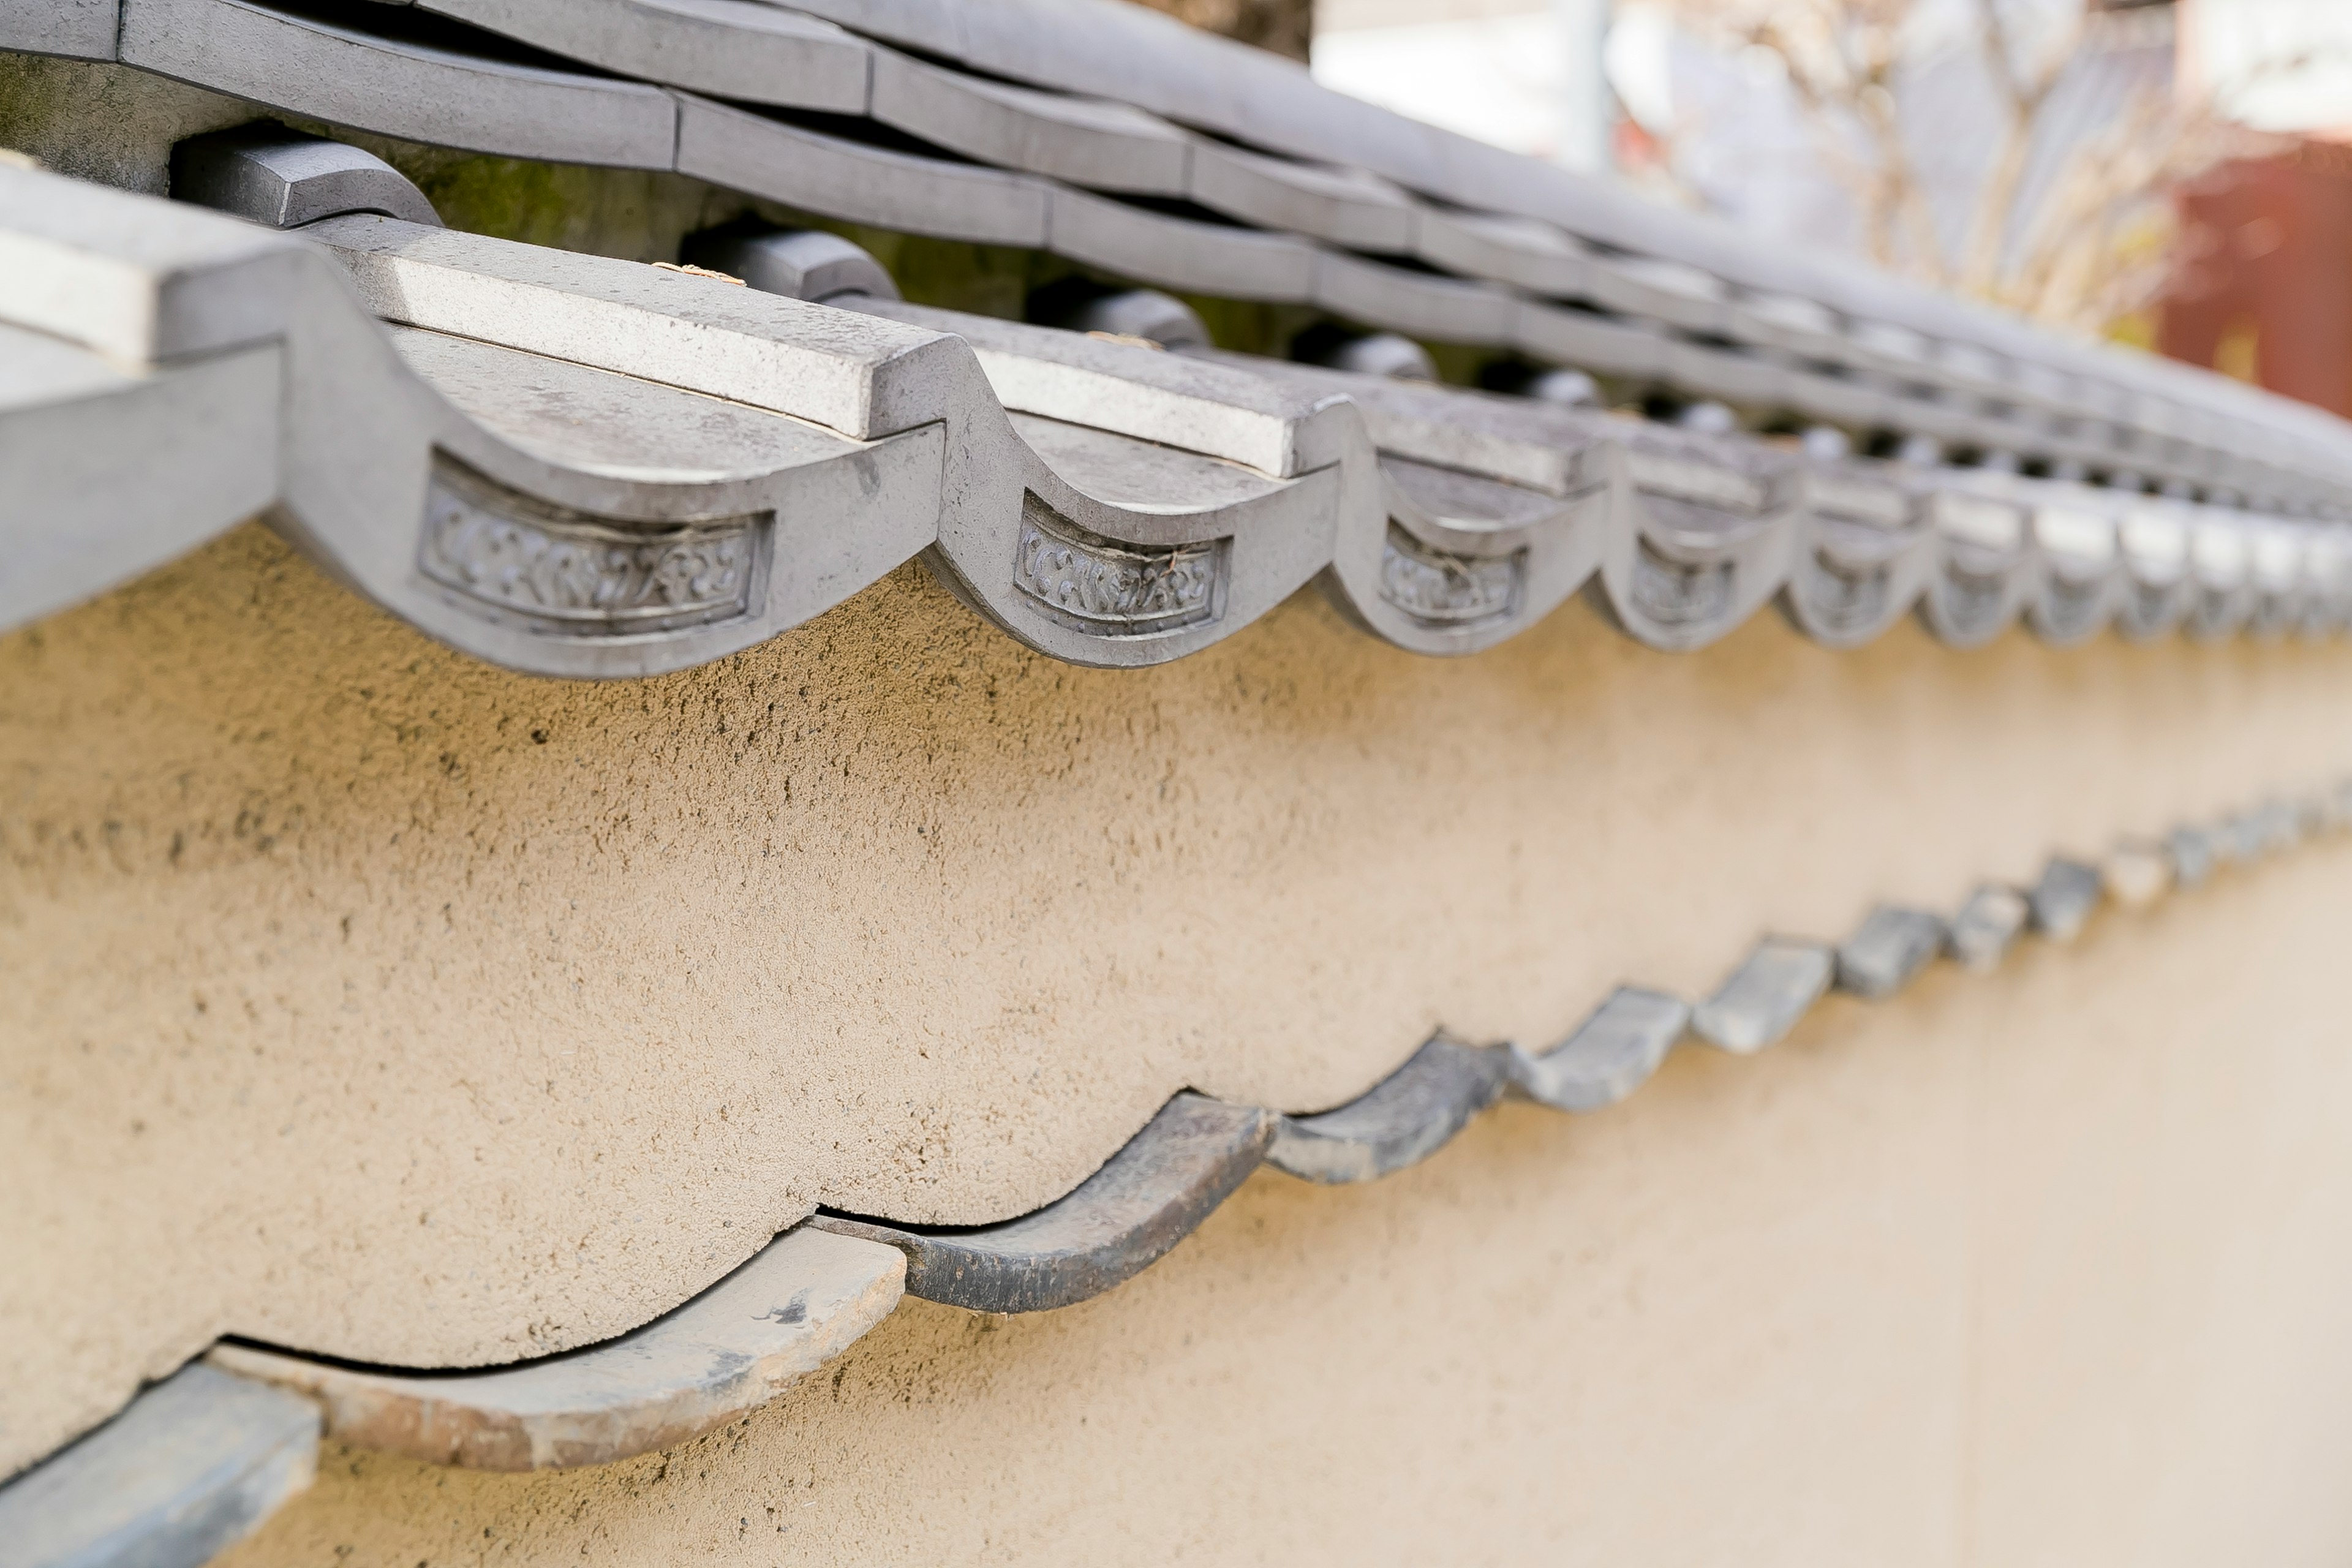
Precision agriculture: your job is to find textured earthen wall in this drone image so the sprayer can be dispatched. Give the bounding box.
[7,521,2352,1481]
[209,842,2352,1566]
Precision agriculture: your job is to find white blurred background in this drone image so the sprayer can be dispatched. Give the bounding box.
[1298,0,2352,410]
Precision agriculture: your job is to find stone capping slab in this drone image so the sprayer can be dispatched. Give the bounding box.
[306,211,959,441]
[57,0,2352,498]
[208,1226,906,1472]
[0,1363,320,1568]
[1268,1034,1513,1184]
[9,777,2348,1498]
[0,154,312,364]
[813,1093,1278,1314]
[863,299,1341,478]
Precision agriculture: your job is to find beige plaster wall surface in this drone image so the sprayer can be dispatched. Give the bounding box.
[7,520,2352,1479]
[207,847,2352,1566]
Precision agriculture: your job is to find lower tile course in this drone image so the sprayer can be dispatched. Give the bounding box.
[186,835,2352,1563]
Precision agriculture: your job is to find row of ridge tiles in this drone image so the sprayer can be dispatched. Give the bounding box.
[6,0,2350,505]
[10,151,2352,685]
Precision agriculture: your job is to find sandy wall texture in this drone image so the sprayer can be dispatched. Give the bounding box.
[209,841,2352,1567]
[8,520,2352,1478]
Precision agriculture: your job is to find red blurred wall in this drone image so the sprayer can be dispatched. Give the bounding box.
[2160,141,2352,418]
